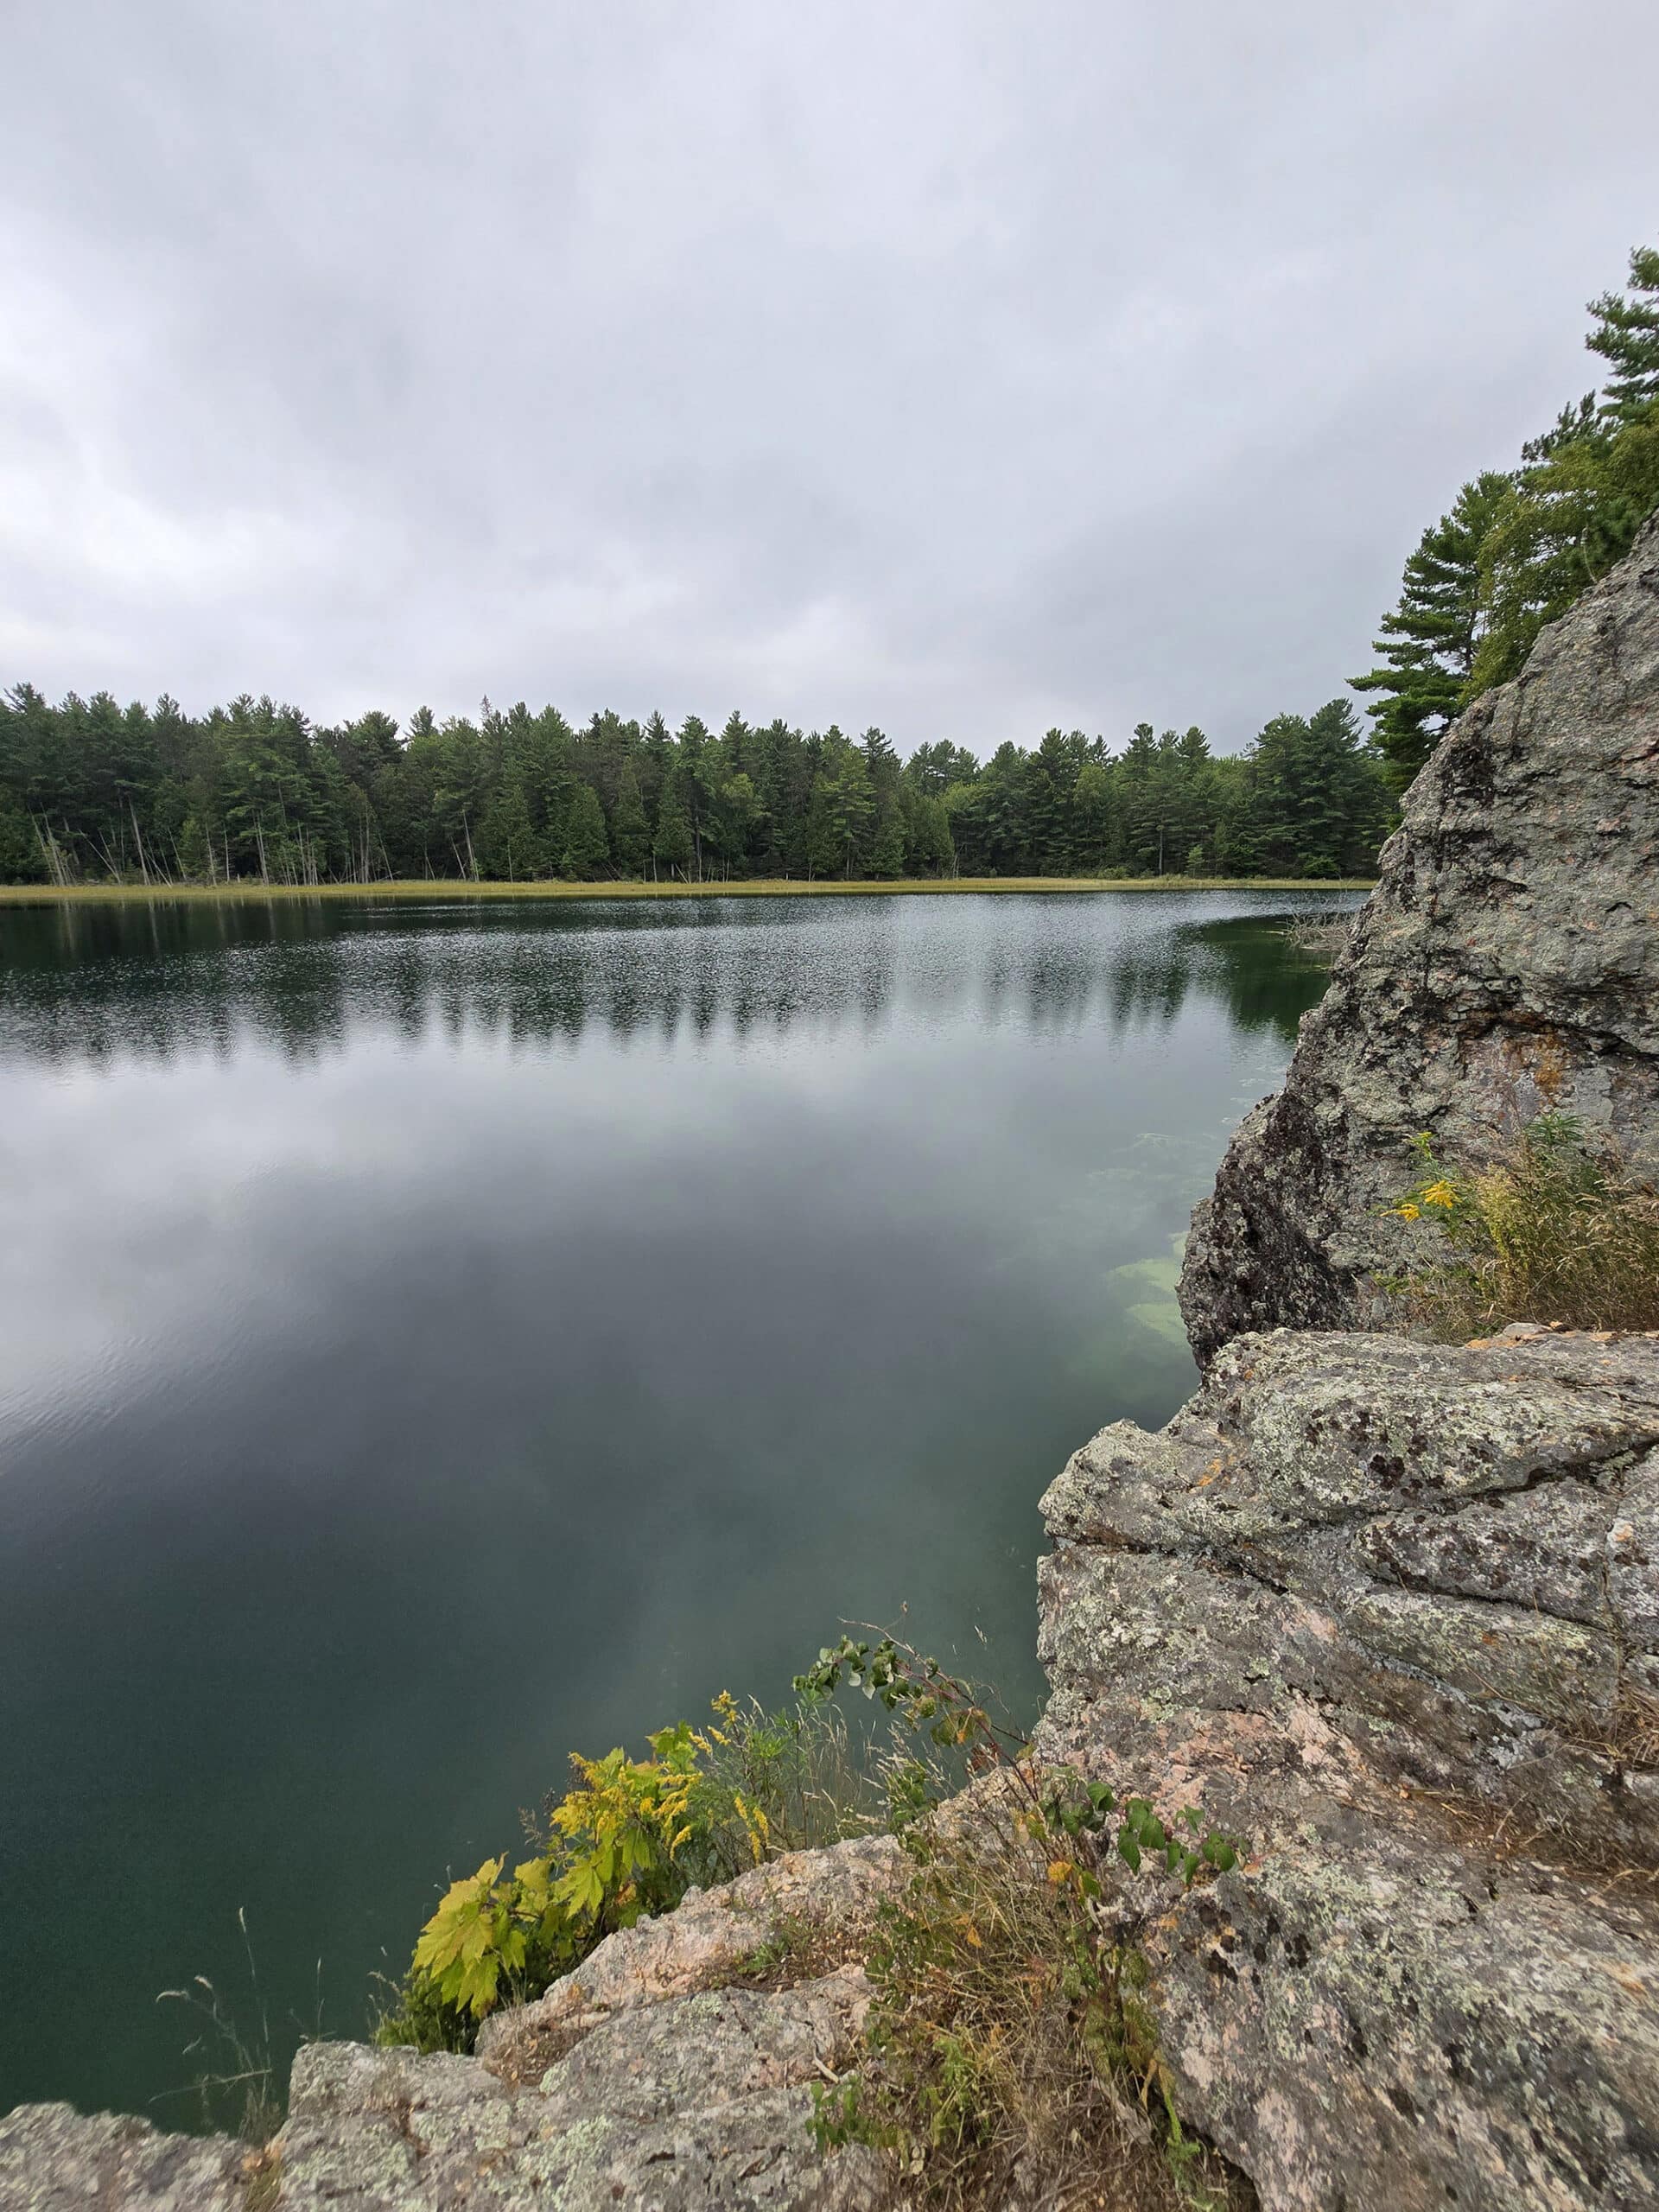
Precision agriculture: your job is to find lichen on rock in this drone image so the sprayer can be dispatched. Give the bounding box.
[1036,1323,1659,2212]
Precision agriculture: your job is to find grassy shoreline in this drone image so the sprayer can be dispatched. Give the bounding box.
[0,874,1375,907]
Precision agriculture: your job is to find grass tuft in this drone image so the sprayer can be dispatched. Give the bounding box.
[1383,1113,1659,1339]
[155,1911,286,2146]
[814,1827,1253,2211]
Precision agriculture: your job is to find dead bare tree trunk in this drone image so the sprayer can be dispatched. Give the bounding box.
[129,800,151,886]
[34,817,68,887]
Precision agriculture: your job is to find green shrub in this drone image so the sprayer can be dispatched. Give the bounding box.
[375,1688,959,2053]
[376,1725,705,2051]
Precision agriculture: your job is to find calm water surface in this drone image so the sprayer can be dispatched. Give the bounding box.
[0,890,1353,2123]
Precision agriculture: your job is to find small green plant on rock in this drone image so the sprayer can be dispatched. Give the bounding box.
[380,1724,703,2049]
[796,1634,1236,1885]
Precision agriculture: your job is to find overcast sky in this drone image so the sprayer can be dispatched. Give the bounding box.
[3,2,1656,757]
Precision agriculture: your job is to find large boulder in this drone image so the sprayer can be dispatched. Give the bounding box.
[1179,510,1659,1366]
[1035,1323,1659,2212]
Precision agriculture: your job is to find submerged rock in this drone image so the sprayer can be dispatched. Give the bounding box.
[1179,509,1659,1364]
[1036,1323,1659,2211]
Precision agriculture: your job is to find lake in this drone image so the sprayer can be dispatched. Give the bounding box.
[0,888,1353,2126]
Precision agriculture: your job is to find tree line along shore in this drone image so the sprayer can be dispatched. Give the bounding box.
[1,689,1393,895]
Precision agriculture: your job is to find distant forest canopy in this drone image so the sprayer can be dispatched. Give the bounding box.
[1356,238,1659,788]
[0,687,1394,890]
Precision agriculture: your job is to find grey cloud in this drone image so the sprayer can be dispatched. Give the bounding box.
[3,0,1657,753]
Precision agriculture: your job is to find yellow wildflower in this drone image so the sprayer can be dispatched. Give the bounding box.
[1421,1180,1459,1210]
[1395,1201,1421,1221]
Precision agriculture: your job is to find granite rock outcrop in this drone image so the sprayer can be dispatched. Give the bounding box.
[1179,509,1659,1365]
[1036,1323,1659,2210]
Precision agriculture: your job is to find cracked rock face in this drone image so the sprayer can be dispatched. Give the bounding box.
[275,1970,887,2211]
[1035,1324,1659,2212]
[1179,509,1659,1365]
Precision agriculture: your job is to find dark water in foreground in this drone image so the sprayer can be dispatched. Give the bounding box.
[0,890,1352,2125]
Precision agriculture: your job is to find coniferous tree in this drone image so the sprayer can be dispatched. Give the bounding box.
[1071,757,1118,870]
[868,801,906,878]
[0,788,44,880]
[652,763,693,880]
[1472,404,1659,695]
[475,780,539,880]
[560,783,609,880]
[176,814,210,881]
[1586,245,1659,418]
[901,789,955,876]
[611,760,650,878]
[1242,699,1389,877]
[1351,472,1510,788]
[1358,237,1659,723]
[676,716,716,880]
[811,734,875,879]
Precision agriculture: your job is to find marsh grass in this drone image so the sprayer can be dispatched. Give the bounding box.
[0,874,1376,907]
[1384,1114,1659,1339]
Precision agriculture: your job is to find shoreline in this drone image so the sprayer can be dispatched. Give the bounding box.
[0,874,1375,908]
